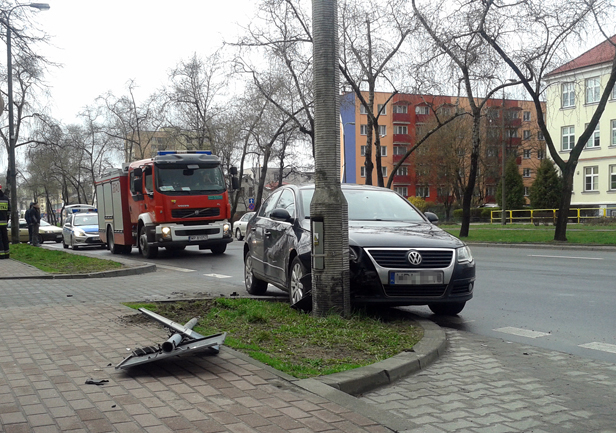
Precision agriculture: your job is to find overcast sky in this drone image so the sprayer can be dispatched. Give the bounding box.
[37,0,256,124]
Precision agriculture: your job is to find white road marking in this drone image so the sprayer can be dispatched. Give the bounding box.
[579,342,616,354]
[494,327,551,339]
[203,273,232,279]
[155,264,195,272]
[528,254,603,260]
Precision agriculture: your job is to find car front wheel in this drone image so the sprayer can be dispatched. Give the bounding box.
[289,257,307,306]
[428,302,466,316]
[244,253,268,295]
[235,228,243,241]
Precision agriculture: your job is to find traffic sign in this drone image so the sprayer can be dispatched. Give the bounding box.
[248,203,255,210]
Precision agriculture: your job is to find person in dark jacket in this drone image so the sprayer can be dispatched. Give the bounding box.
[31,202,41,247]
[0,184,10,259]
[24,202,34,244]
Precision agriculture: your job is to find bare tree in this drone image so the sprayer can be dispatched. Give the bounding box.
[339,0,412,186]
[477,0,616,241]
[411,0,520,237]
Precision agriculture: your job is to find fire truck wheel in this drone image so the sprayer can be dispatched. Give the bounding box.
[108,227,123,254]
[210,244,227,255]
[139,226,158,259]
[244,253,268,295]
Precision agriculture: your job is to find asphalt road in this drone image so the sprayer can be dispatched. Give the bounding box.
[45,240,616,363]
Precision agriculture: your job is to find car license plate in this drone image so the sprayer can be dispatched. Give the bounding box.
[189,235,208,241]
[389,271,443,285]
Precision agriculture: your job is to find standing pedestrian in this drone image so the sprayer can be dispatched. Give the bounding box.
[31,202,41,247]
[25,202,34,244]
[0,184,10,259]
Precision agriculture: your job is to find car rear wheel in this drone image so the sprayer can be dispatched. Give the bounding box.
[428,302,466,316]
[244,253,268,295]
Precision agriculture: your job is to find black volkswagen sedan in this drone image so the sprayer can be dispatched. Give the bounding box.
[243,184,475,315]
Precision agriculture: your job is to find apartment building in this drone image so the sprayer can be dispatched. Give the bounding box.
[544,36,616,215]
[340,91,545,205]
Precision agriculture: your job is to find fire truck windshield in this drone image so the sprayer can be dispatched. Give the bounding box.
[155,165,226,194]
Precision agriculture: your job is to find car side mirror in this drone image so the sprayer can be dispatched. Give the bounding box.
[270,208,293,223]
[424,211,439,224]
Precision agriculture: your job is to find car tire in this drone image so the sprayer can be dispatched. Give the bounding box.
[139,225,158,259]
[210,244,227,255]
[289,256,308,306]
[235,228,243,241]
[62,237,68,249]
[244,253,268,295]
[428,302,466,316]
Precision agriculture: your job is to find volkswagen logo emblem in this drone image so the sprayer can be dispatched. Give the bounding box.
[407,250,422,266]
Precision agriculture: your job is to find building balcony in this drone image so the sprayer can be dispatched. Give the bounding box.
[393,134,411,143]
[506,118,522,128]
[393,112,411,122]
[393,154,406,163]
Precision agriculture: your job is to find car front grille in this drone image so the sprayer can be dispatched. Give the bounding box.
[383,284,447,297]
[171,208,220,218]
[366,249,453,269]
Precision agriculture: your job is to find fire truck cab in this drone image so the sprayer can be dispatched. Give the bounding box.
[96,151,237,259]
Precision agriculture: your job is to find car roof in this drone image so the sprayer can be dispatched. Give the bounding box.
[292,183,396,193]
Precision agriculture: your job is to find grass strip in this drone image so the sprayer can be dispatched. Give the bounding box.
[9,243,123,274]
[125,298,423,379]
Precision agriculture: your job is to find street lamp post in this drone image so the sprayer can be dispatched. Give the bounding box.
[1,2,50,243]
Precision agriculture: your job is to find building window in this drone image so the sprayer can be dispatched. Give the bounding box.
[523,168,531,177]
[380,146,387,156]
[394,186,408,196]
[486,147,497,157]
[537,150,545,160]
[610,165,616,190]
[394,146,406,155]
[562,126,575,151]
[437,187,449,197]
[360,145,367,156]
[562,82,575,108]
[523,130,531,140]
[538,131,545,141]
[523,111,531,121]
[394,125,408,135]
[360,124,368,135]
[416,186,429,198]
[584,166,598,191]
[360,166,366,177]
[393,105,407,114]
[415,106,429,115]
[585,123,600,148]
[377,104,387,115]
[506,129,518,138]
[381,167,387,177]
[523,149,531,159]
[378,125,387,137]
[586,77,601,104]
[360,105,367,114]
[612,85,616,100]
[612,120,616,146]
[524,187,529,197]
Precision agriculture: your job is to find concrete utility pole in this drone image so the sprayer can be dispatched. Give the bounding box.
[310,0,350,317]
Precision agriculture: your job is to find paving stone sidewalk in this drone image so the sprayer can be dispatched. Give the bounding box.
[360,328,616,433]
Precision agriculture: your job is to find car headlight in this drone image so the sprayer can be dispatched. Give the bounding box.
[223,223,231,237]
[74,229,86,237]
[457,246,473,263]
[161,226,172,239]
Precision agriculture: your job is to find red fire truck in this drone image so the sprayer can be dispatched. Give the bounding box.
[95,151,238,258]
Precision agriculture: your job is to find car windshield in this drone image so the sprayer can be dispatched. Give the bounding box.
[300,188,426,222]
[156,166,225,194]
[74,215,98,226]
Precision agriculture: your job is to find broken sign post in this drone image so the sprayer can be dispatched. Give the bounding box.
[116,308,226,370]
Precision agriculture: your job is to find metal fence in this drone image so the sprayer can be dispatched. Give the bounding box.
[489,208,613,224]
